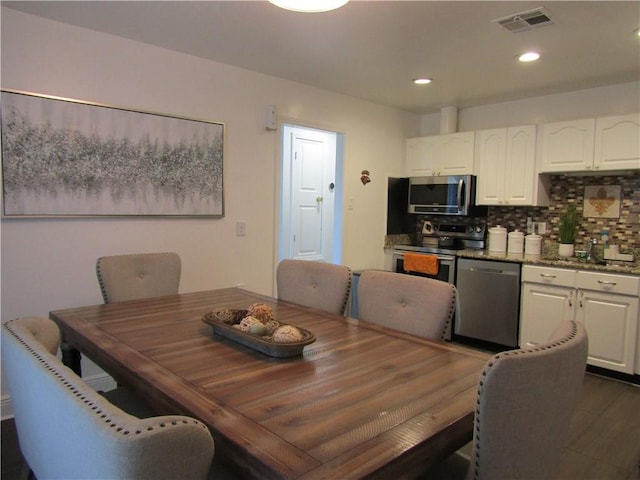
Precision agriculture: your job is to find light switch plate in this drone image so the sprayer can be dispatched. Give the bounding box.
[236,221,246,236]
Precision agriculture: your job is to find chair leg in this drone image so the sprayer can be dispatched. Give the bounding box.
[19,463,34,480]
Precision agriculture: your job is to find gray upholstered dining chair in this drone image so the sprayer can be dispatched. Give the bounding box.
[2,316,215,480]
[96,252,181,303]
[92,252,182,392]
[424,320,588,480]
[356,270,456,340]
[276,259,353,315]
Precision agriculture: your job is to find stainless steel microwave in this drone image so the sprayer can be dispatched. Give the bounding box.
[408,175,477,216]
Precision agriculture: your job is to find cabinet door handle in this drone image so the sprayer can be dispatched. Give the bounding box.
[540,273,556,278]
[597,280,617,286]
[568,290,573,308]
[578,290,584,308]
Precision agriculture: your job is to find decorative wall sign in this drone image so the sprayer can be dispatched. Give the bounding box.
[583,185,621,218]
[1,90,224,217]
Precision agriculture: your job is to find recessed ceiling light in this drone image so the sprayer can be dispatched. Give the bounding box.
[518,51,541,62]
[268,0,348,12]
[413,78,432,85]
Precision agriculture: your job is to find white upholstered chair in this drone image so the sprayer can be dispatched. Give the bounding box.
[425,320,588,480]
[96,252,181,303]
[276,259,352,315]
[2,316,215,480]
[356,270,456,340]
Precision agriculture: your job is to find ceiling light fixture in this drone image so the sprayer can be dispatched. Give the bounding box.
[635,28,640,37]
[413,78,432,85]
[518,51,540,62]
[268,0,349,13]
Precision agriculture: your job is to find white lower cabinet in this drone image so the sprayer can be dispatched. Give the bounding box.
[520,265,639,374]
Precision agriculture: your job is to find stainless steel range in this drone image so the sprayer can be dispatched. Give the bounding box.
[392,218,487,341]
[392,218,487,284]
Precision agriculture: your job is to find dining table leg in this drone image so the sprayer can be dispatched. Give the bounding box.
[61,340,82,376]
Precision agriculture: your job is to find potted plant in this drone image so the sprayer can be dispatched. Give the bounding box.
[558,204,579,257]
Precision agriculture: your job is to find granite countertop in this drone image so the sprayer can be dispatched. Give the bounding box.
[455,249,640,275]
[386,234,639,275]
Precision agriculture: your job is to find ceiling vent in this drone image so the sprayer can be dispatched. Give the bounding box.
[493,7,553,33]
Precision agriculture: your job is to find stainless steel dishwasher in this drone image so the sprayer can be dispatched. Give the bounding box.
[455,258,521,348]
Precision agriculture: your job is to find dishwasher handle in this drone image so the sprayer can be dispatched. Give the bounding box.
[467,266,517,275]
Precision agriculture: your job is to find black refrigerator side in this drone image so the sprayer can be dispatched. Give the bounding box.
[386,177,411,235]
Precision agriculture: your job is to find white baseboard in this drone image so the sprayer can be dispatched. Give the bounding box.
[1,372,117,421]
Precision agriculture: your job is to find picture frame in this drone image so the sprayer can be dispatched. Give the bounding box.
[583,185,621,219]
[1,89,224,217]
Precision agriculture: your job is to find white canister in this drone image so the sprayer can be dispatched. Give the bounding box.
[524,234,542,256]
[507,230,525,255]
[488,226,507,253]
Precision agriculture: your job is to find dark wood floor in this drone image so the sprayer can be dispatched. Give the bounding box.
[2,373,639,480]
[1,416,28,480]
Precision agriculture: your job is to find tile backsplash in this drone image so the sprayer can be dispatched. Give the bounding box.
[487,172,639,252]
[389,171,639,256]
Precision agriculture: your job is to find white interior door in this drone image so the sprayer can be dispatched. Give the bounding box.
[280,125,338,263]
[292,134,325,260]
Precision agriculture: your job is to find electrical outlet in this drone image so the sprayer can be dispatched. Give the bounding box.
[236,221,246,236]
[537,222,546,234]
[348,197,354,210]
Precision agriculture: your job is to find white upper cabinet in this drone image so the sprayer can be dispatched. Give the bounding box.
[476,125,545,206]
[594,113,640,171]
[405,132,474,176]
[540,118,595,172]
[406,136,438,176]
[541,113,640,173]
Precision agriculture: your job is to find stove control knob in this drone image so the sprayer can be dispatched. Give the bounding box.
[475,226,483,233]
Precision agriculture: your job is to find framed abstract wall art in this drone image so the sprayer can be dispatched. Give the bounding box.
[1,90,224,217]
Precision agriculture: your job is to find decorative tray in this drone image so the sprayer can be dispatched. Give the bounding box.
[202,309,316,358]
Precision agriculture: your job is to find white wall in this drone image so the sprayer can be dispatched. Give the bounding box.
[0,8,417,409]
[419,81,640,135]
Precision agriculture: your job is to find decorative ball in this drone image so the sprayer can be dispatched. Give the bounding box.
[248,303,275,324]
[238,316,262,332]
[264,320,280,335]
[272,325,305,343]
[249,323,267,336]
[209,307,235,324]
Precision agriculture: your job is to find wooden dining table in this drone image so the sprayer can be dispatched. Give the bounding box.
[50,287,490,480]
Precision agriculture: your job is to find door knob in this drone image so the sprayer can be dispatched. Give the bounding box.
[316,196,323,202]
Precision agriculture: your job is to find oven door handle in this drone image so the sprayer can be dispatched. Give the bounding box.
[393,252,455,262]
